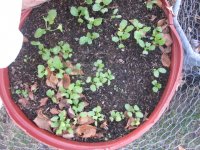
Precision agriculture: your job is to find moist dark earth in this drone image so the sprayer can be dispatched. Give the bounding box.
[8,0,169,142]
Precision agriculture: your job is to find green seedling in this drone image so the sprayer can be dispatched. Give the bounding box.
[125,104,144,119]
[111,8,122,19]
[92,0,112,14]
[47,56,64,78]
[31,41,73,61]
[31,41,51,61]
[46,89,57,103]
[109,110,125,122]
[34,9,63,38]
[151,27,166,46]
[153,67,167,78]
[50,110,73,135]
[140,42,156,55]
[70,6,90,24]
[79,32,100,45]
[112,19,134,49]
[59,80,85,113]
[130,19,144,30]
[87,17,103,29]
[37,64,48,78]
[54,41,73,59]
[86,60,115,92]
[87,106,105,126]
[134,27,151,47]
[130,118,141,126]
[15,89,28,98]
[146,0,157,10]
[152,80,162,93]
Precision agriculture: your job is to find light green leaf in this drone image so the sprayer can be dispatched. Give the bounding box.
[34,28,46,38]
[119,19,128,30]
[70,7,79,16]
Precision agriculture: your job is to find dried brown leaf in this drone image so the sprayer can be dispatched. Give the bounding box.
[39,97,49,107]
[164,33,173,47]
[156,0,163,8]
[76,125,96,138]
[18,98,30,108]
[150,15,157,21]
[125,117,136,130]
[78,116,95,125]
[63,74,71,89]
[68,107,75,118]
[100,121,108,130]
[28,91,34,100]
[157,19,166,26]
[159,46,171,54]
[62,133,74,139]
[50,108,60,115]
[30,83,37,92]
[65,61,84,75]
[33,115,51,132]
[161,53,171,67]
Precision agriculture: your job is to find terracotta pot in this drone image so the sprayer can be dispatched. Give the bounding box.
[0,1,183,149]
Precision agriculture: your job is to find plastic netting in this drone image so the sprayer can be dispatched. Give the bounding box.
[0,0,199,149]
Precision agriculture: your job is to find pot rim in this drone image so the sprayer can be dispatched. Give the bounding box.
[0,1,183,149]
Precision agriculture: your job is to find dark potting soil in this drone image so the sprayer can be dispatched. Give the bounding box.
[8,0,169,142]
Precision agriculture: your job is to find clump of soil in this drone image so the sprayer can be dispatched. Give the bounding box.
[8,0,169,142]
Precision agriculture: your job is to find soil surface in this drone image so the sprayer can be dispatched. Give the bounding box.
[8,0,169,142]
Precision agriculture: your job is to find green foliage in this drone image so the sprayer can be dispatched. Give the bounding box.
[140,42,156,55]
[152,80,162,93]
[46,89,57,103]
[34,9,63,38]
[15,89,28,98]
[79,32,100,45]
[86,60,115,92]
[111,8,122,19]
[48,56,63,71]
[125,104,144,118]
[152,27,166,46]
[109,110,125,122]
[70,6,90,24]
[91,0,112,14]
[37,64,48,78]
[59,80,85,114]
[87,17,103,29]
[153,67,167,78]
[112,19,134,49]
[146,0,157,10]
[50,110,73,135]
[87,106,105,126]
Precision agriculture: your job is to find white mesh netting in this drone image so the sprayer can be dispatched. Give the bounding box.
[0,0,199,149]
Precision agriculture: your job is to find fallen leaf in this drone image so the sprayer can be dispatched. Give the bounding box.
[156,0,162,8]
[18,98,30,108]
[143,112,149,121]
[78,116,95,125]
[164,33,173,47]
[65,61,84,75]
[39,97,49,107]
[30,83,37,92]
[46,73,58,89]
[125,117,136,130]
[68,107,75,118]
[50,108,60,115]
[33,115,51,132]
[157,19,166,26]
[58,99,70,109]
[76,125,96,138]
[150,15,157,21]
[28,91,34,100]
[178,145,186,150]
[95,133,104,138]
[36,109,49,120]
[161,53,171,67]
[63,74,71,89]
[100,121,108,130]
[56,92,63,100]
[159,46,171,54]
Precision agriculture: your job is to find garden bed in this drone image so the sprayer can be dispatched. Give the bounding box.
[8,0,172,143]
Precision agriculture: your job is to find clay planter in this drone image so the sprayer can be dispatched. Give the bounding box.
[0,1,183,149]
